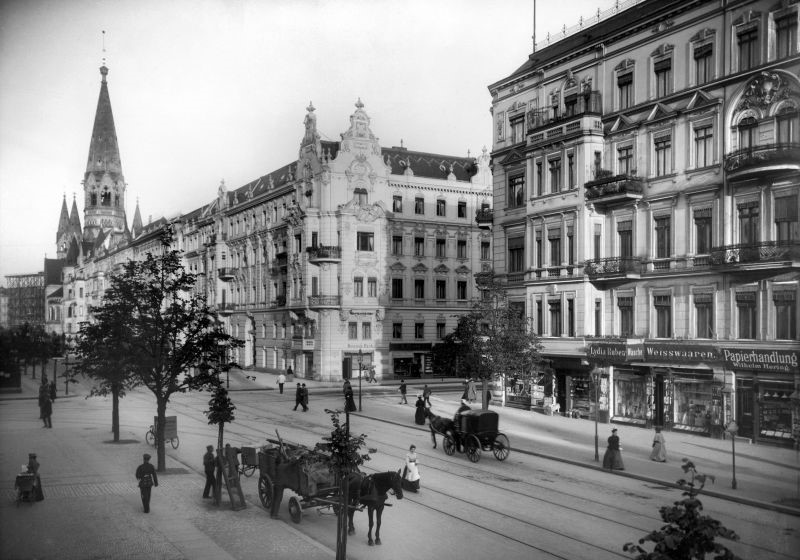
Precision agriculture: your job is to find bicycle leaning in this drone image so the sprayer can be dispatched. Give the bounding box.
[145,424,180,449]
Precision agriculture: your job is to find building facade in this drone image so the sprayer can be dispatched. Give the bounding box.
[58,66,492,383]
[488,0,799,446]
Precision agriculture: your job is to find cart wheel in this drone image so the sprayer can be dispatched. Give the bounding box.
[443,434,456,456]
[171,436,180,450]
[492,433,510,461]
[288,497,302,523]
[242,465,256,477]
[258,475,274,510]
[145,430,155,446]
[465,434,481,463]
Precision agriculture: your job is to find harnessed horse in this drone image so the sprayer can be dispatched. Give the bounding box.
[425,408,455,449]
[347,470,403,546]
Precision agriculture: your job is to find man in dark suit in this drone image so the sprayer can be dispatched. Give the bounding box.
[293,383,302,410]
[202,445,215,499]
[135,453,158,513]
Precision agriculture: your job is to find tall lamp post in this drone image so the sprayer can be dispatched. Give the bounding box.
[357,349,363,412]
[337,395,351,560]
[591,367,601,462]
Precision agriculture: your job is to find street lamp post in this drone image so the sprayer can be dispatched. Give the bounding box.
[592,367,600,462]
[357,349,363,412]
[725,420,738,489]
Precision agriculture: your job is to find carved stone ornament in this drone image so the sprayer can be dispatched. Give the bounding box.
[737,71,791,112]
[354,204,384,223]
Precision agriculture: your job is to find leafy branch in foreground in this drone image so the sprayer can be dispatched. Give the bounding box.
[624,459,741,560]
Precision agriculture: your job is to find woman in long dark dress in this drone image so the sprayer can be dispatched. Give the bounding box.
[602,428,625,470]
[344,386,357,412]
[414,395,426,425]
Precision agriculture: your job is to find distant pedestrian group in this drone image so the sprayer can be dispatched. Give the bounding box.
[293,383,308,411]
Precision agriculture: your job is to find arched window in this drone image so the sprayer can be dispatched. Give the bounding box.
[738,117,758,150]
[354,188,368,205]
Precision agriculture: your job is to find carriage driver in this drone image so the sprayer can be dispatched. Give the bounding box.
[452,399,472,449]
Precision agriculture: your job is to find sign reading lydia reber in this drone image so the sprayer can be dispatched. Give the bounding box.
[586,340,643,363]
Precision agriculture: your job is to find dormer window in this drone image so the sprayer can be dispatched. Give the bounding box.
[354,187,368,205]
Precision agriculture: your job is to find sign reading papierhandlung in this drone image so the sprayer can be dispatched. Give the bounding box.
[721,348,799,374]
[585,340,799,374]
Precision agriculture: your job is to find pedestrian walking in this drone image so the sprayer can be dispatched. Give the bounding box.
[650,426,667,462]
[202,445,216,499]
[28,453,44,501]
[293,383,302,410]
[401,444,420,493]
[602,428,625,470]
[276,373,286,394]
[301,383,309,411]
[38,382,48,419]
[422,384,431,406]
[368,366,377,383]
[414,395,426,425]
[469,380,478,403]
[41,397,52,428]
[135,453,158,513]
[287,365,293,378]
[344,381,356,412]
[398,379,408,404]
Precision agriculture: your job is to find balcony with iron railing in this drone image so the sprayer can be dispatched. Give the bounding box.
[475,208,493,229]
[269,295,287,308]
[527,91,602,134]
[724,143,800,177]
[584,171,644,209]
[308,295,341,308]
[709,241,800,279]
[306,245,342,264]
[216,302,235,315]
[218,267,235,281]
[584,257,643,287]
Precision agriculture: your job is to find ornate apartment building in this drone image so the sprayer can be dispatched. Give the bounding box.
[58,64,493,384]
[488,0,799,446]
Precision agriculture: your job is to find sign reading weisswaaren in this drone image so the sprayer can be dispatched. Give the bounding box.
[585,340,798,374]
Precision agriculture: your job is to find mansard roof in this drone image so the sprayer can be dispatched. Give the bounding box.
[381,146,478,181]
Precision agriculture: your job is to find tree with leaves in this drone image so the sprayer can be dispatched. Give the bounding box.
[204,386,236,505]
[73,225,242,470]
[624,459,741,559]
[431,282,543,409]
[323,409,371,560]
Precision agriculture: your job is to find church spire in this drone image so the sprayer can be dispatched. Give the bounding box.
[82,62,127,241]
[56,194,70,243]
[69,193,82,233]
[131,198,143,238]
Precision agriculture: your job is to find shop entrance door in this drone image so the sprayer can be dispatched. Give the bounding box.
[342,357,351,380]
[653,374,665,427]
[736,380,754,439]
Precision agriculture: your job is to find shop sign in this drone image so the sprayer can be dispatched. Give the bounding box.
[389,343,432,351]
[721,348,799,374]
[586,340,643,363]
[643,343,719,364]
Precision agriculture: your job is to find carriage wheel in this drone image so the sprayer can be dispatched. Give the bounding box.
[443,434,456,456]
[145,430,155,446]
[258,475,274,510]
[170,436,180,450]
[492,433,511,461]
[242,464,256,477]
[288,497,302,523]
[465,434,481,463]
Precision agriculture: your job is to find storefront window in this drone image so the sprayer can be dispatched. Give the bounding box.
[759,385,794,441]
[614,373,648,424]
[672,379,719,433]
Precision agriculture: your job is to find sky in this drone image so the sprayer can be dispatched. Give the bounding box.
[0,0,621,285]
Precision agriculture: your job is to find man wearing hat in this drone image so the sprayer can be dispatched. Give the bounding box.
[135,453,158,513]
[28,453,44,501]
[202,445,216,499]
[293,383,302,410]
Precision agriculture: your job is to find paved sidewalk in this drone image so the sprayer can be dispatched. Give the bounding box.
[0,370,335,560]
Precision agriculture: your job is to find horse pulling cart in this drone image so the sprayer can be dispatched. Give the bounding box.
[443,409,511,463]
[257,436,341,523]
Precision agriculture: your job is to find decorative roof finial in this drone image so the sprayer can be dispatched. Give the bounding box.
[100,30,108,82]
[355,97,364,109]
[307,101,315,113]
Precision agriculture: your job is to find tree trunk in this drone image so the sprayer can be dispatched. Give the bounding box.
[482,378,489,410]
[214,423,224,506]
[156,397,167,472]
[111,386,120,442]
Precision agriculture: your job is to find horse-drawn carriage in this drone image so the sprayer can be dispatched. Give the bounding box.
[255,431,404,545]
[257,436,339,523]
[429,409,510,463]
